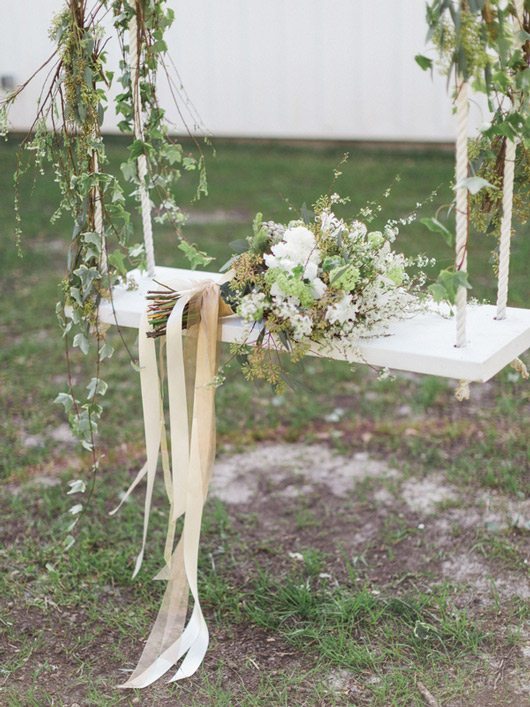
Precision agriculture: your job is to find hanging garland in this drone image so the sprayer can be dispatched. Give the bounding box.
[0,0,212,541]
[417,0,530,308]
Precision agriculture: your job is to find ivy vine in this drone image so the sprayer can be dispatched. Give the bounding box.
[417,0,530,303]
[1,0,213,546]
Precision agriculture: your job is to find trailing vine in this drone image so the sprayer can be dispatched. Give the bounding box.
[0,0,213,545]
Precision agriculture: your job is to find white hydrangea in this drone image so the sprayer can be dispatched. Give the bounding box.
[325,294,359,326]
[264,225,320,280]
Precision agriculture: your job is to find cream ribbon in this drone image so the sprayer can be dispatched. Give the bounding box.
[112,275,232,688]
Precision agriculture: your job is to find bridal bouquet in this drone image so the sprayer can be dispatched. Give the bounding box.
[222,194,426,387]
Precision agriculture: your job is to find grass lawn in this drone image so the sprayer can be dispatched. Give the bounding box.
[0,136,529,705]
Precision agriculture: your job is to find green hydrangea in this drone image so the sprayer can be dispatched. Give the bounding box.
[368,231,384,247]
[387,266,404,286]
[265,269,315,307]
[329,264,360,291]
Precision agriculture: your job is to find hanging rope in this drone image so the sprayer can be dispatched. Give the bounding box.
[93,150,108,275]
[128,0,156,277]
[496,0,524,319]
[455,77,469,347]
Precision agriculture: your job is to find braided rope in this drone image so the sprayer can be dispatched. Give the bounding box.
[455,77,468,347]
[496,139,516,319]
[496,0,524,319]
[128,1,156,277]
[93,150,108,275]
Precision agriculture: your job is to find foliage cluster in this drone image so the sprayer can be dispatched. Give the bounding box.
[417,0,530,285]
[0,0,211,540]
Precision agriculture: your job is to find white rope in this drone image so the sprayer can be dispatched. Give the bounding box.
[128,1,156,277]
[496,138,516,319]
[93,150,108,275]
[455,77,469,347]
[496,0,524,319]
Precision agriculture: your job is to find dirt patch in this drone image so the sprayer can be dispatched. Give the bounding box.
[400,474,458,514]
[211,443,399,504]
[442,553,530,601]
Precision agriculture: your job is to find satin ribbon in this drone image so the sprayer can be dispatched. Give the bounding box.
[112,274,232,688]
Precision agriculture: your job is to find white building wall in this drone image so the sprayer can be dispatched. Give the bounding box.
[0,0,486,141]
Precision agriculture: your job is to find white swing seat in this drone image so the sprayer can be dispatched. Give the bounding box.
[99,266,530,383]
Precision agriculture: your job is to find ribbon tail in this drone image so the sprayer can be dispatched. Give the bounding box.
[132,312,163,579]
[108,461,148,516]
[118,280,223,688]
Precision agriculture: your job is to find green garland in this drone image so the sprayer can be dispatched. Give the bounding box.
[417,0,530,298]
[0,0,212,544]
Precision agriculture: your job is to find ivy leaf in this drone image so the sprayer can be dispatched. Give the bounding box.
[415,54,433,72]
[83,231,101,252]
[72,332,89,355]
[54,392,75,413]
[86,377,108,399]
[108,250,128,277]
[73,264,100,297]
[129,139,148,159]
[420,217,454,246]
[120,160,137,182]
[164,144,183,165]
[178,241,214,269]
[67,479,86,495]
[455,176,497,195]
[428,283,448,303]
[99,342,114,360]
[429,268,472,305]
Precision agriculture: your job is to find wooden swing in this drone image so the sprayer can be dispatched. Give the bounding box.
[100,1,529,690]
[96,3,530,386]
[99,68,530,383]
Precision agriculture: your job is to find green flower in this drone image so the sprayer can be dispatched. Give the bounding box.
[265,268,315,306]
[329,264,360,291]
[368,231,384,248]
[386,266,405,286]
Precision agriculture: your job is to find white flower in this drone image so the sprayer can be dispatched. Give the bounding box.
[325,294,359,326]
[274,297,299,320]
[350,220,368,238]
[237,291,267,321]
[264,225,321,280]
[311,277,327,299]
[292,314,313,341]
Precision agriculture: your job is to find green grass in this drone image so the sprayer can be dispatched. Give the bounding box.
[1,136,529,704]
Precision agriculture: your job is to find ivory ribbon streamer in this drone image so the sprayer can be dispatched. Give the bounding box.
[113,275,232,689]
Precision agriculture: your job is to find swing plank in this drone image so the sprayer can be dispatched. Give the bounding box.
[99,266,530,383]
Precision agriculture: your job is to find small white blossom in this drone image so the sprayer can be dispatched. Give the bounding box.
[350,220,368,238]
[292,314,313,341]
[325,294,359,325]
[238,291,267,321]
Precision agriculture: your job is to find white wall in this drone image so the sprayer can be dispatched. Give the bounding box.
[0,0,487,141]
